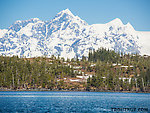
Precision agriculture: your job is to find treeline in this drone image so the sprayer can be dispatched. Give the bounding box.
[87,48,150,92]
[88,48,120,63]
[0,56,74,90]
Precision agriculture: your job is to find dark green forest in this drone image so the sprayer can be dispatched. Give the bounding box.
[0,48,150,92]
[0,56,75,90]
[87,48,150,92]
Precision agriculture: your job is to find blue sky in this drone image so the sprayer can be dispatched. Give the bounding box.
[0,0,150,31]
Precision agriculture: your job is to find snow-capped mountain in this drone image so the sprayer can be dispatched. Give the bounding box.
[0,9,150,59]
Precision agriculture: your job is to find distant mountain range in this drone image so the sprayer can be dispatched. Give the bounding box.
[0,8,150,59]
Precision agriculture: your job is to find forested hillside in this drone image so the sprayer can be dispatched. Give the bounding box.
[87,48,150,92]
[0,48,150,92]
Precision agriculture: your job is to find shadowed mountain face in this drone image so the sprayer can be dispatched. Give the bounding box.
[0,9,150,59]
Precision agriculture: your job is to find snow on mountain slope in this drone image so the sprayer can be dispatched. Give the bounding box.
[0,9,150,59]
[0,29,8,38]
[137,31,150,55]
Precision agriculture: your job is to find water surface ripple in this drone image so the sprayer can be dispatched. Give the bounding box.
[0,91,149,113]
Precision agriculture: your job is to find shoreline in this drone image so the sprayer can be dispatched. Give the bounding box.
[0,89,149,93]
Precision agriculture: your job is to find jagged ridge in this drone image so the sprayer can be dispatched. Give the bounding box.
[0,9,150,59]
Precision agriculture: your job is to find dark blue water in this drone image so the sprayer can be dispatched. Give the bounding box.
[0,91,149,113]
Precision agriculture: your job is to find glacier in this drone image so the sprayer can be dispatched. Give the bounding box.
[0,8,150,59]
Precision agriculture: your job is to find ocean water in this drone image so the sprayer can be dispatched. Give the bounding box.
[0,91,149,113]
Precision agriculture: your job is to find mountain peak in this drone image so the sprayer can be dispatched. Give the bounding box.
[14,20,22,24]
[108,18,123,26]
[126,22,135,31]
[126,22,132,28]
[14,18,40,25]
[30,18,40,21]
[59,8,74,17]
[63,8,71,13]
